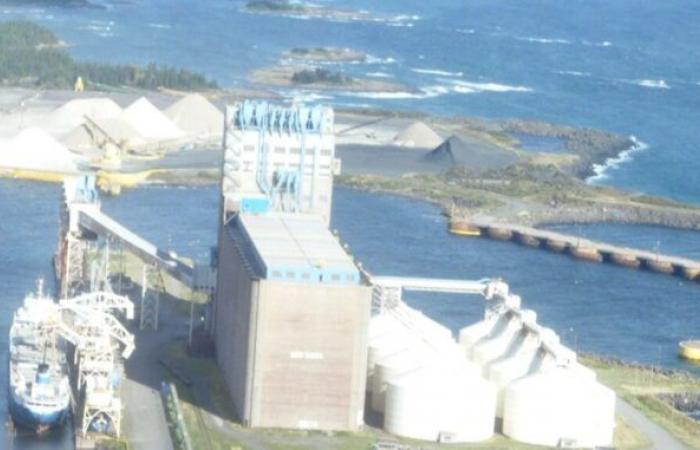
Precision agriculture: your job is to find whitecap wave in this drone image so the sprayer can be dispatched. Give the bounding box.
[282,91,335,103]
[365,72,393,78]
[411,68,463,77]
[582,40,613,47]
[365,55,396,65]
[517,36,571,44]
[336,102,373,109]
[80,20,115,36]
[635,79,670,89]
[346,85,449,100]
[456,28,475,34]
[445,79,533,93]
[148,23,171,30]
[555,70,592,77]
[587,136,648,183]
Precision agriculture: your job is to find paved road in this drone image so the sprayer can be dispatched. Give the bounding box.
[616,397,687,450]
[122,286,178,450]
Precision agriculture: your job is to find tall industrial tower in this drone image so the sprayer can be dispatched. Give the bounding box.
[214,101,371,431]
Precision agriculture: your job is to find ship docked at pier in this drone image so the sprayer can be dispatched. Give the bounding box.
[8,283,71,431]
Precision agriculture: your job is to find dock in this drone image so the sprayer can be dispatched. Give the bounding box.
[450,218,700,281]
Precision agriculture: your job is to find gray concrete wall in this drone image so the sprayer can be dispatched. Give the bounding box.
[215,227,256,424]
[249,281,371,431]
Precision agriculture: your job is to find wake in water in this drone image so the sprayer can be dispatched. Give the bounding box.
[587,136,649,183]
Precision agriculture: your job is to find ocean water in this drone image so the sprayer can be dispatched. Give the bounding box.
[2,0,700,446]
[2,0,699,200]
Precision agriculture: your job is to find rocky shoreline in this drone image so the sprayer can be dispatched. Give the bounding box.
[455,117,636,178]
[249,65,410,93]
[526,203,700,231]
[658,392,700,418]
[282,47,367,63]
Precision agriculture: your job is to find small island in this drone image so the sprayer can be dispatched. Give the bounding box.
[249,65,409,93]
[282,47,367,63]
[244,0,374,22]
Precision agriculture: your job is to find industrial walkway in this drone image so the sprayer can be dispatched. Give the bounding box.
[76,206,194,286]
[452,218,700,281]
[616,398,687,450]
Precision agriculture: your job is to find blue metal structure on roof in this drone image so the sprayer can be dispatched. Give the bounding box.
[232,101,330,213]
[235,100,327,135]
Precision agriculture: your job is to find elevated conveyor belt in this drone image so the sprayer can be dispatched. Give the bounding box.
[76,206,193,287]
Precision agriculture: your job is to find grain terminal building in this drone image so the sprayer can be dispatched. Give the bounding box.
[214,101,371,430]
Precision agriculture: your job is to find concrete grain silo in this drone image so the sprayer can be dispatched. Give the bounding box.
[503,365,616,448]
[384,361,497,443]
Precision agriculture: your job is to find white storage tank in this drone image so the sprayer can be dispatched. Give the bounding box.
[384,361,496,443]
[367,327,413,388]
[371,344,432,413]
[404,308,453,343]
[458,317,498,355]
[486,331,542,418]
[372,339,465,413]
[470,313,526,367]
[368,312,404,342]
[502,366,615,448]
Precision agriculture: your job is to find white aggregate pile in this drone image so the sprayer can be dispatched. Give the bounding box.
[165,94,224,138]
[0,127,80,173]
[120,97,184,141]
[392,121,443,148]
[45,98,123,131]
[62,116,148,150]
[62,125,96,150]
[92,117,148,147]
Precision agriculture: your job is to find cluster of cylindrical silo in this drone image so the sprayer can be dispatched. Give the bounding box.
[367,304,496,443]
[366,300,615,448]
[460,307,615,448]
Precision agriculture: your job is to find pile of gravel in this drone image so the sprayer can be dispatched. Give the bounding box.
[121,97,184,141]
[165,93,224,138]
[392,121,443,149]
[0,127,80,173]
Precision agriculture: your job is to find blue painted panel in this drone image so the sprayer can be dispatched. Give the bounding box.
[240,197,269,214]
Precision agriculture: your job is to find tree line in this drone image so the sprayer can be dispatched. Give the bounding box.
[0,20,218,91]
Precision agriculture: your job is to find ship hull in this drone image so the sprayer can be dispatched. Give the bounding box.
[8,386,70,430]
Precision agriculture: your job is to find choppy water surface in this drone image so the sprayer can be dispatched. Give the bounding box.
[1,0,700,446]
[87,185,700,376]
[3,182,700,448]
[1,0,699,201]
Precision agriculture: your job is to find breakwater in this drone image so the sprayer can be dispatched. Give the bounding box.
[450,218,700,281]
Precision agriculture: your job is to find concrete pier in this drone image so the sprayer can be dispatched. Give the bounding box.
[570,245,603,263]
[486,226,513,240]
[643,258,675,275]
[609,253,641,269]
[516,232,540,248]
[450,218,700,282]
[682,267,700,281]
[545,238,568,253]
